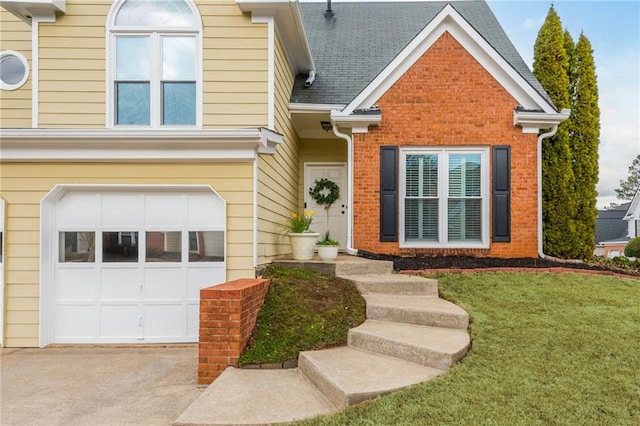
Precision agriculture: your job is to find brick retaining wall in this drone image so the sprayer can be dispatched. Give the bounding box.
[198,278,270,385]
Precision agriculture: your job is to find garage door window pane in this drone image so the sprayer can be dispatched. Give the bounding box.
[189,231,224,262]
[146,231,181,262]
[59,232,95,262]
[103,231,138,262]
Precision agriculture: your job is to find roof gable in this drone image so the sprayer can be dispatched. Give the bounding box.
[624,189,640,220]
[291,1,553,112]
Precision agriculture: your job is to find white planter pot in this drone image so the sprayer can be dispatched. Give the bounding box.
[317,245,339,261]
[288,233,320,260]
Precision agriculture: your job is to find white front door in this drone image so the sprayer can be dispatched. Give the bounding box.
[51,190,225,344]
[305,164,348,248]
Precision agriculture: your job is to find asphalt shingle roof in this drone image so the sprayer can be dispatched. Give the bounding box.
[595,202,631,243]
[291,1,553,108]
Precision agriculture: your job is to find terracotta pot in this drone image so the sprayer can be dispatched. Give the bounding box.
[288,233,320,260]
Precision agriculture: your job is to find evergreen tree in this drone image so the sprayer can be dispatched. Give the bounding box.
[615,154,640,200]
[533,6,577,258]
[564,29,576,103]
[570,33,600,258]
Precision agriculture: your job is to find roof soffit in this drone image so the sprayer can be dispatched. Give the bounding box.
[341,4,556,116]
[0,0,65,23]
[236,0,314,74]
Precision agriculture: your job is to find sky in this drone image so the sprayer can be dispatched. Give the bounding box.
[301,0,640,208]
[487,0,640,208]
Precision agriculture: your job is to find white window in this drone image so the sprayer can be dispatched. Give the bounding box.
[0,50,29,90]
[400,148,489,248]
[108,0,201,128]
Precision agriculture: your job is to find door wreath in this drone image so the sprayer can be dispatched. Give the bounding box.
[309,178,341,242]
[309,178,340,209]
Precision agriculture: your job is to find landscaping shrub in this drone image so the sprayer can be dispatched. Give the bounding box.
[624,237,640,257]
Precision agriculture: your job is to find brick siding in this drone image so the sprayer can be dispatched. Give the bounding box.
[353,33,539,258]
[198,278,270,384]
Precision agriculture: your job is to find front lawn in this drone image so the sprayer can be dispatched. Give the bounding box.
[299,272,640,425]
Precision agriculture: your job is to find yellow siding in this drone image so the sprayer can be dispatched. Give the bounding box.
[298,138,348,205]
[0,9,32,128]
[0,161,255,347]
[256,33,298,264]
[201,1,268,128]
[37,1,108,127]
[32,0,268,129]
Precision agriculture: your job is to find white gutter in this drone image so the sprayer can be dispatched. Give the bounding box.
[331,124,357,255]
[537,125,558,259]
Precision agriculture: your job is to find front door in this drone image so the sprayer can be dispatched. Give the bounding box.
[304,163,348,248]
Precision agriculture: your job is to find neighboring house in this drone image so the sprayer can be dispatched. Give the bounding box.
[594,203,631,257]
[595,190,640,257]
[0,0,568,348]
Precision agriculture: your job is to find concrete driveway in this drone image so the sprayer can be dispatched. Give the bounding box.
[1,345,203,426]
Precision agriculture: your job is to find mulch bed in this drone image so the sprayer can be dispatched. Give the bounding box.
[357,251,640,278]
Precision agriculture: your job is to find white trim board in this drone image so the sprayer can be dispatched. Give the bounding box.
[0,128,283,161]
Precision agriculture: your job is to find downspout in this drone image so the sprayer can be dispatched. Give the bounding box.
[304,70,316,87]
[31,17,41,128]
[30,14,57,128]
[331,125,357,255]
[537,125,559,259]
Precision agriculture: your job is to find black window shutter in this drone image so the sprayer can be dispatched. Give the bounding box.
[380,146,398,242]
[492,146,511,242]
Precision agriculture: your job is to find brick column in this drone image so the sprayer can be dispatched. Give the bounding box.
[198,278,270,384]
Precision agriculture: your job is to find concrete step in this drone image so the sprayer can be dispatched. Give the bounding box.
[334,258,394,276]
[298,346,443,409]
[174,367,336,425]
[341,274,438,296]
[272,255,393,277]
[348,320,470,370]
[364,294,469,329]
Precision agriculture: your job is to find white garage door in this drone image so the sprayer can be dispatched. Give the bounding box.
[53,190,225,344]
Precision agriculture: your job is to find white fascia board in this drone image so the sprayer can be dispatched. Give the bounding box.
[0,0,65,23]
[513,108,571,134]
[236,0,314,73]
[342,4,556,116]
[330,110,381,134]
[289,103,347,113]
[0,128,283,161]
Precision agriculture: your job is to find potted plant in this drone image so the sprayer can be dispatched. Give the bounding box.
[280,210,319,260]
[316,232,339,261]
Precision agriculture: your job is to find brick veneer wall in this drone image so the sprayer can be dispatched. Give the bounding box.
[198,278,270,384]
[354,33,539,258]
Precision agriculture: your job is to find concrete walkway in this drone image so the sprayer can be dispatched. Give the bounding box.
[177,256,470,425]
[1,346,202,426]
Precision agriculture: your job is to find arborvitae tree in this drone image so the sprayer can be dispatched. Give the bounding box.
[615,154,640,200]
[564,29,576,102]
[570,33,600,258]
[533,6,577,258]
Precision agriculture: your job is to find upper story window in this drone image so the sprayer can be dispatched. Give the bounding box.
[108,0,202,128]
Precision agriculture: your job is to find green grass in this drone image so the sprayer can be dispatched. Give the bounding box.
[297,272,640,425]
[238,266,366,365]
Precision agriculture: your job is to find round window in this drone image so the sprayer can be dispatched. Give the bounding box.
[0,51,29,90]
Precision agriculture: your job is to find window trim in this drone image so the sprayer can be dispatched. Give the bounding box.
[106,0,203,129]
[0,50,30,91]
[399,147,490,249]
